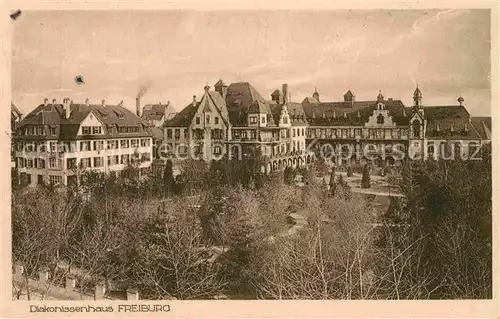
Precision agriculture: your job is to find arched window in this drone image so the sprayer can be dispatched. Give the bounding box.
[377,114,385,124]
[412,120,421,138]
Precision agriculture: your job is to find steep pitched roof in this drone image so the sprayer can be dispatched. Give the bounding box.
[302,96,319,104]
[224,82,272,126]
[470,117,492,140]
[302,99,409,126]
[164,102,199,127]
[268,101,308,126]
[164,90,229,127]
[423,105,479,140]
[11,102,22,119]
[142,104,168,122]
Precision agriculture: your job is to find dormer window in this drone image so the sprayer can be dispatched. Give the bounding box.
[261,116,266,124]
[249,116,257,124]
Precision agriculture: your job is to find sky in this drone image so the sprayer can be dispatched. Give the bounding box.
[12,9,491,116]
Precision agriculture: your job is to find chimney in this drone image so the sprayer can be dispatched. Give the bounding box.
[43,98,48,106]
[136,97,141,117]
[117,100,123,107]
[63,98,71,119]
[85,98,90,106]
[204,84,210,93]
[192,95,197,106]
[282,84,289,104]
[52,98,57,104]
[101,99,106,107]
[127,288,139,300]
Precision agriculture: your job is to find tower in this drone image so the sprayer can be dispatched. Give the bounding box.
[413,84,423,109]
[214,79,228,99]
[312,86,320,102]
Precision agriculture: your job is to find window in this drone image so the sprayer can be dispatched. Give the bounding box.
[174,130,180,140]
[35,126,44,135]
[27,127,34,135]
[250,130,257,139]
[26,174,32,185]
[206,115,210,124]
[37,158,46,169]
[80,158,92,168]
[107,140,118,149]
[250,116,257,124]
[80,141,91,151]
[49,175,62,185]
[292,129,296,137]
[213,146,222,155]
[120,139,130,148]
[120,154,130,164]
[261,116,266,124]
[49,157,58,168]
[92,126,102,134]
[283,117,288,124]
[167,129,172,139]
[49,141,57,153]
[93,141,104,151]
[140,139,150,147]
[82,126,91,135]
[131,139,139,148]
[427,143,435,154]
[67,158,77,169]
[241,131,248,139]
[214,116,219,124]
[49,126,57,135]
[301,128,305,136]
[196,117,200,125]
[93,157,103,167]
[377,114,385,124]
[233,130,240,139]
[412,120,421,138]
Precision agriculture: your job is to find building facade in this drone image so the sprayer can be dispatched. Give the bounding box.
[163,81,313,172]
[164,81,491,173]
[13,98,153,186]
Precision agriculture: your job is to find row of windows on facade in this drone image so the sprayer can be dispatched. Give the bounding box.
[165,126,307,141]
[17,153,151,170]
[195,115,220,125]
[423,141,480,155]
[16,138,152,152]
[19,174,63,186]
[307,128,409,139]
[310,142,406,153]
[18,125,142,136]
[166,129,225,140]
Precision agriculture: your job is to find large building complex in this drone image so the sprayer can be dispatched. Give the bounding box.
[164,80,491,172]
[163,81,312,172]
[12,98,154,186]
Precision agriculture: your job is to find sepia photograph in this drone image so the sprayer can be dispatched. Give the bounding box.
[2,2,496,316]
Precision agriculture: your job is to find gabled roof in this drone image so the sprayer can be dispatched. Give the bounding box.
[224,82,272,127]
[268,101,308,126]
[164,102,199,127]
[302,99,409,126]
[142,104,169,122]
[302,96,319,104]
[248,100,271,114]
[470,117,492,140]
[11,102,22,119]
[164,90,229,127]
